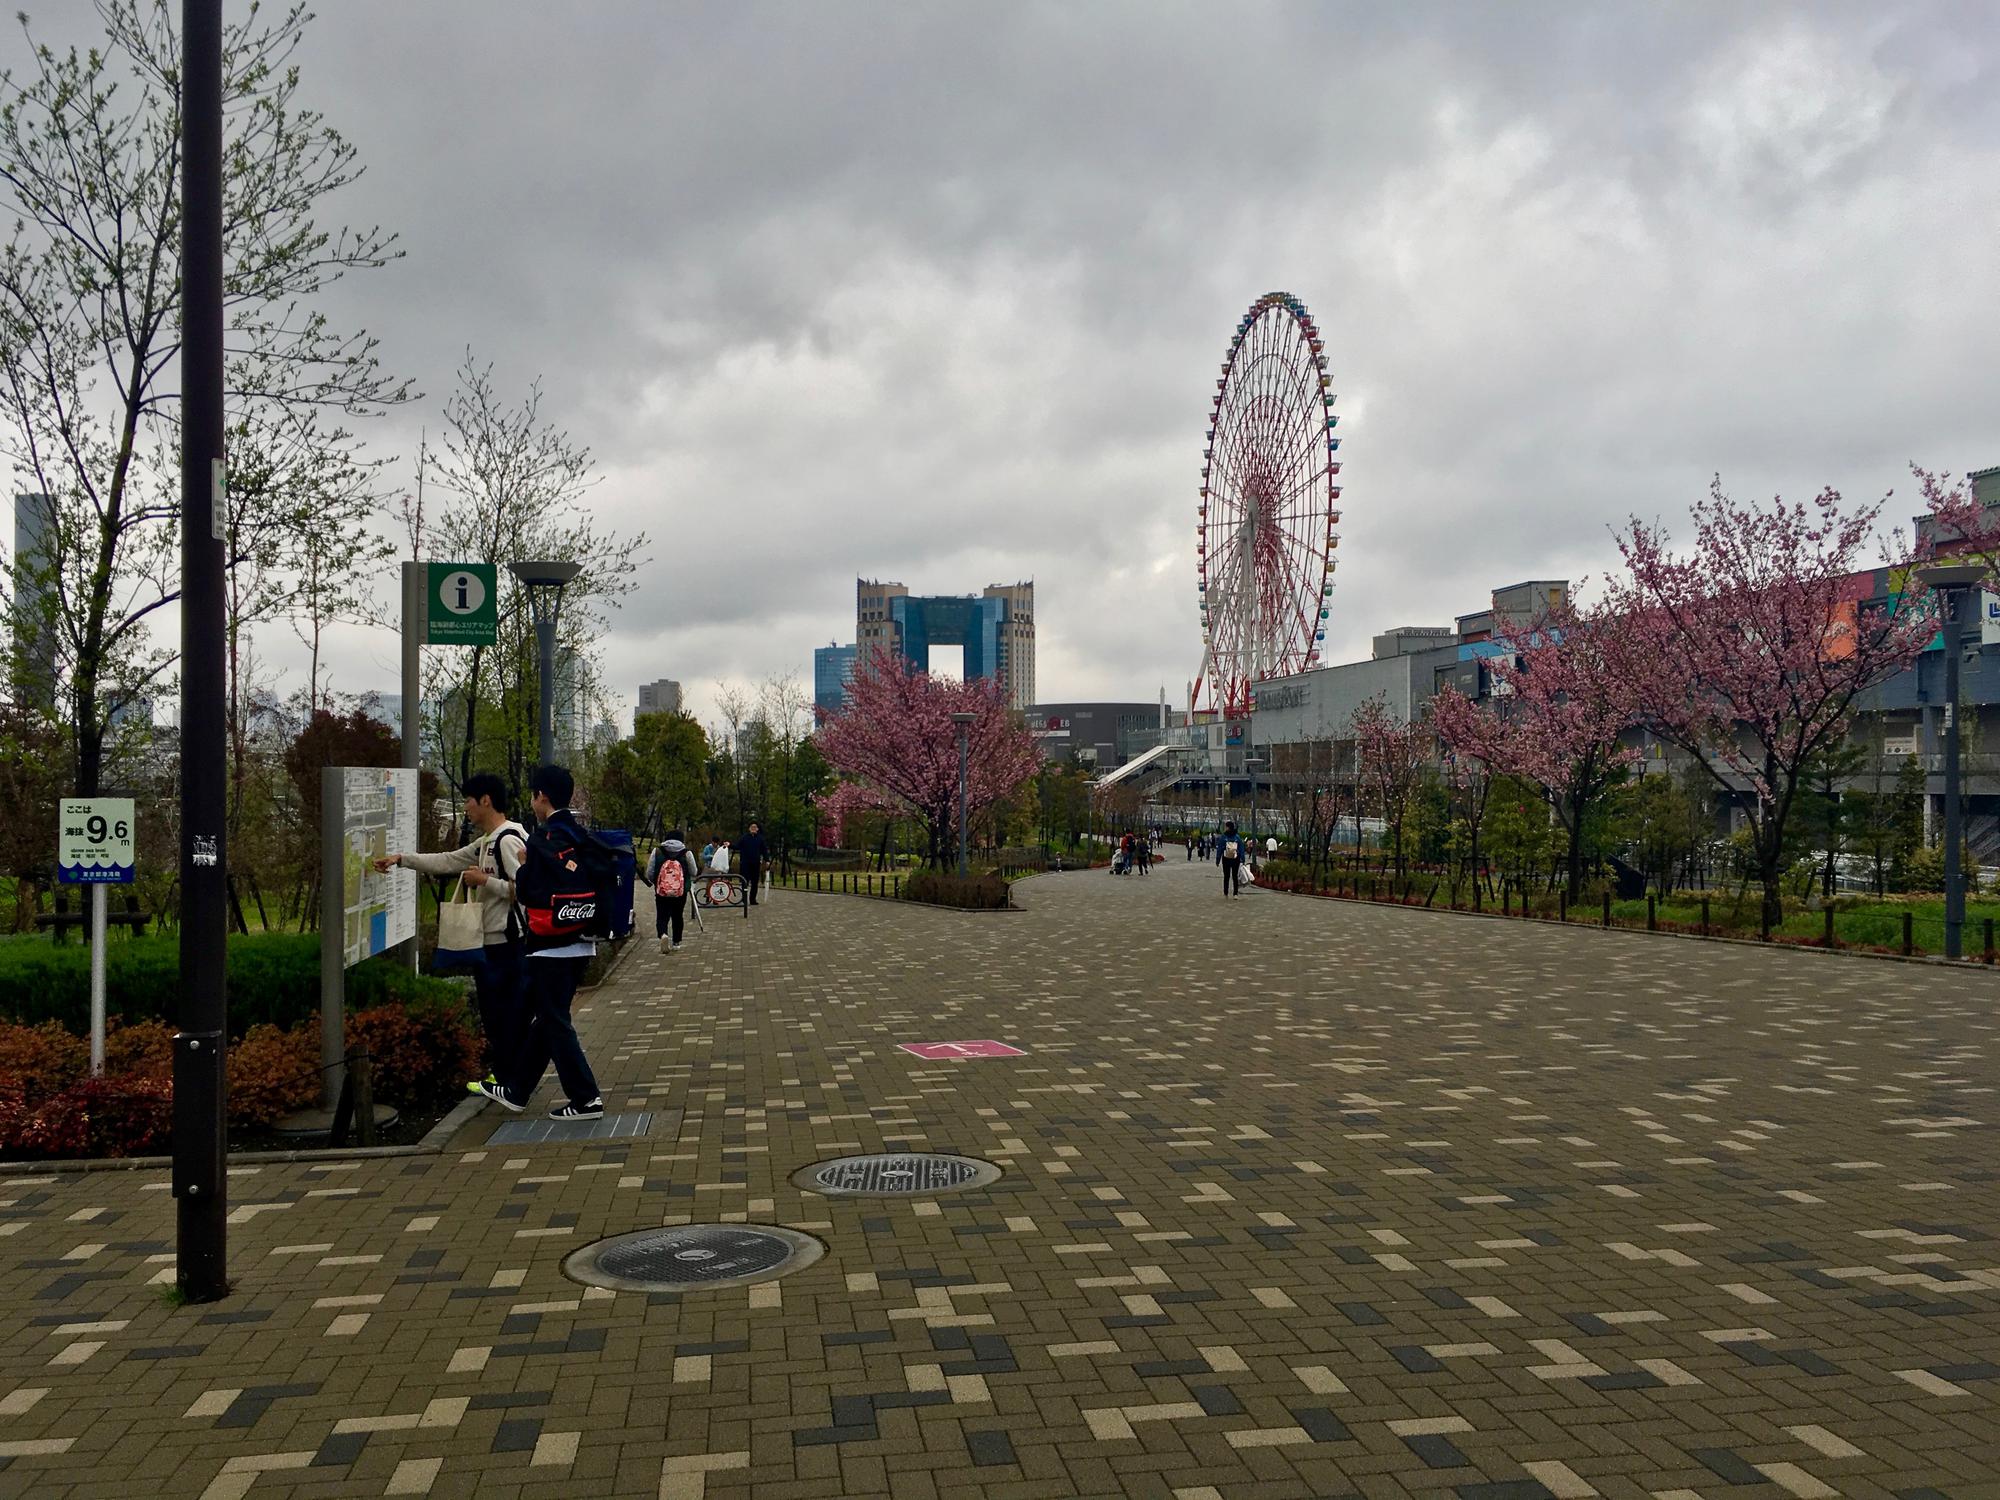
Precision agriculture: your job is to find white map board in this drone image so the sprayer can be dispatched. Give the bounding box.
[339,766,417,968]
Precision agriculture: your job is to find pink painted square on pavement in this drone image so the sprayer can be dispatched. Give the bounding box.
[898,1040,1026,1059]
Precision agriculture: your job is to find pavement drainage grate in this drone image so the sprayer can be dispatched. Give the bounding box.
[488,1111,652,1145]
[790,1152,1002,1198]
[563,1224,824,1292]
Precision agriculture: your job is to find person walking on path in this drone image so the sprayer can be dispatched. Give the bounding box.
[1219,821,1245,897]
[645,829,698,953]
[700,836,716,870]
[379,772,527,1084]
[476,766,605,1120]
[738,820,767,906]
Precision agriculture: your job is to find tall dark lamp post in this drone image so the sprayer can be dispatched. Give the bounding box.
[950,712,977,878]
[173,0,229,1303]
[509,561,582,771]
[1918,562,1984,959]
[1246,756,1267,849]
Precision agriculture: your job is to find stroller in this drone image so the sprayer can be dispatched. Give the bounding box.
[1110,847,1128,876]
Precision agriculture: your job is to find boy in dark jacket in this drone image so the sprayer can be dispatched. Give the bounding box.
[474,766,604,1120]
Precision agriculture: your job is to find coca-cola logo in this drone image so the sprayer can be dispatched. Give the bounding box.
[554,900,596,923]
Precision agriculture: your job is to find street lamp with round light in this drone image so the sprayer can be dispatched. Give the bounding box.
[508,560,582,772]
[949,712,978,878]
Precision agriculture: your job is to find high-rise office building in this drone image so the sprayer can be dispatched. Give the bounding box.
[637,678,684,716]
[813,643,857,716]
[854,578,1035,709]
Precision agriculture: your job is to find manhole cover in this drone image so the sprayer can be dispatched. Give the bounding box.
[791,1152,1002,1197]
[563,1224,822,1292]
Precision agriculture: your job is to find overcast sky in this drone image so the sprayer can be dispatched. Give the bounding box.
[38,1,2000,730]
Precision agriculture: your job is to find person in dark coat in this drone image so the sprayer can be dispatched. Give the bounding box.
[738,820,768,905]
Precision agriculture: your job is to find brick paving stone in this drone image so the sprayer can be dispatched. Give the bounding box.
[2,861,1998,1497]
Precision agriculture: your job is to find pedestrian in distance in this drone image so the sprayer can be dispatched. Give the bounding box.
[738,820,767,906]
[474,765,609,1120]
[1219,821,1245,897]
[378,771,528,1086]
[708,838,732,873]
[700,835,716,870]
[645,829,698,954]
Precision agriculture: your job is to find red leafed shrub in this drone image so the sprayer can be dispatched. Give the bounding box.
[0,1074,174,1159]
[0,1021,89,1107]
[344,1001,480,1109]
[104,1019,176,1083]
[226,1023,321,1129]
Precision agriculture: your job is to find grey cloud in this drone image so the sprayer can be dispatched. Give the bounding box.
[22,1,1998,726]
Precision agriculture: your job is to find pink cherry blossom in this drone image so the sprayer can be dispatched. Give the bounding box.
[1603,477,1935,929]
[814,648,1042,866]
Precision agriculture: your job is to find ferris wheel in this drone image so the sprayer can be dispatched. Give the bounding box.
[1193,291,1342,717]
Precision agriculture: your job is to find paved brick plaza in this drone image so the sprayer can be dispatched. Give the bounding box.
[4,858,1999,1499]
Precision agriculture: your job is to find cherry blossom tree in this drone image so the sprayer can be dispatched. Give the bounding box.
[1431,599,1637,902]
[1910,463,1999,579]
[1604,478,1936,931]
[1351,694,1427,877]
[814,649,1042,868]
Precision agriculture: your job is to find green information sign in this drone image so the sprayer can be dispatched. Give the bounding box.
[426,562,498,645]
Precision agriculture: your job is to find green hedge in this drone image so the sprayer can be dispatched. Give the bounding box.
[903,871,1011,910]
[0,932,466,1039]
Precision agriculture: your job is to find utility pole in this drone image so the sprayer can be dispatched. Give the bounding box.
[173,0,229,1302]
[951,713,977,878]
[1918,564,1983,958]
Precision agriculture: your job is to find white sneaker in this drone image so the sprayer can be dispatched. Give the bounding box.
[658,937,672,954]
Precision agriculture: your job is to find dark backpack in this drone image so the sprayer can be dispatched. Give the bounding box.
[515,812,618,943]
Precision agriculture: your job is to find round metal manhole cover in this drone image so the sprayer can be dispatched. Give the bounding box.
[791,1152,1002,1198]
[562,1224,823,1292]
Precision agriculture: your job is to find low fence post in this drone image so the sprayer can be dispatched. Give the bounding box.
[1502,881,1510,918]
[1902,910,1914,957]
[1558,891,1566,923]
[1823,904,1835,949]
[1700,895,1710,936]
[1601,890,1611,928]
[353,1047,377,1148]
[1472,878,1481,913]
[1647,894,1656,932]
[1985,917,1994,964]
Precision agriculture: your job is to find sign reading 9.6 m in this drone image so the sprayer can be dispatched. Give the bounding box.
[58,797,136,884]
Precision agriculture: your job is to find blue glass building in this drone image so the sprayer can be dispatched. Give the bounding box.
[814,642,858,716]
